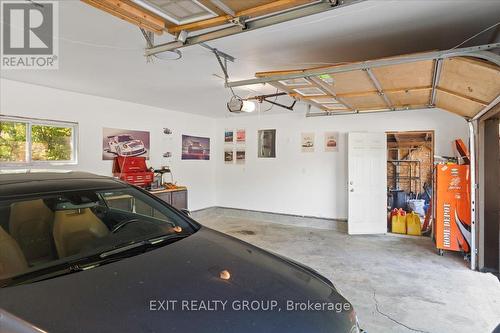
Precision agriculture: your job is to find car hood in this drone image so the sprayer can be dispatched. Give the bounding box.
[0,227,355,333]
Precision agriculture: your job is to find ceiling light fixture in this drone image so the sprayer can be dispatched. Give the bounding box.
[227,96,256,113]
[227,92,297,114]
[242,100,256,113]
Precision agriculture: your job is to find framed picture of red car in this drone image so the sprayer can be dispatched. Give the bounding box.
[102,127,150,160]
[182,135,210,160]
[324,131,339,152]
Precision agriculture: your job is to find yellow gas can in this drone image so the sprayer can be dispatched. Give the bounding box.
[406,212,422,236]
[391,212,406,234]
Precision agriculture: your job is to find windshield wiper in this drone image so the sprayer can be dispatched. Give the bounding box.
[100,233,189,258]
[1,259,104,288]
[111,218,175,233]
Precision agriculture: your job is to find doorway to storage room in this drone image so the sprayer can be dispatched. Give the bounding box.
[387,131,434,238]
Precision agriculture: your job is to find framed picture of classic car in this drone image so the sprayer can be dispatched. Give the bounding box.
[102,127,150,160]
[324,131,339,152]
[301,132,315,152]
[182,135,210,160]
[225,130,234,143]
[224,149,234,164]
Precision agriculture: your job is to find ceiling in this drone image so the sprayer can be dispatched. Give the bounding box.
[251,54,500,118]
[1,0,499,118]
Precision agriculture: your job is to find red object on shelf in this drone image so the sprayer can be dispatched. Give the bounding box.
[454,139,470,165]
[112,156,153,187]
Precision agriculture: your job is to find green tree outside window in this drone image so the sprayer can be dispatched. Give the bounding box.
[31,125,72,161]
[0,121,27,162]
[0,120,75,163]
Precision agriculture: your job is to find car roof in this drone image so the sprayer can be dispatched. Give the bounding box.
[0,171,127,199]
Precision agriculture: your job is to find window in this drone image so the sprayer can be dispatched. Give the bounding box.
[102,191,168,220]
[0,116,78,165]
[0,186,196,283]
[0,121,27,162]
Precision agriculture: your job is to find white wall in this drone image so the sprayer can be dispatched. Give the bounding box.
[215,110,469,219]
[1,79,470,219]
[0,79,217,211]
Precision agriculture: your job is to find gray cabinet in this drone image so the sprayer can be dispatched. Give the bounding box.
[171,190,187,210]
[155,192,172,205]
[151,189,187,211]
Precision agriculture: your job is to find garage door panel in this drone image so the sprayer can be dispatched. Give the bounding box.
[438,57,500,104]
[201,0,316,16]
[342,93,387,109]
[386,88,431,107]
[372,60,434,90]
[330,70,376,94]
[435,90,484,118]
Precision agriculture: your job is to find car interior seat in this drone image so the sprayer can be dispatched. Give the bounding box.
[53,208,109,258]
[0,226,28,279]
[9,199,55,265]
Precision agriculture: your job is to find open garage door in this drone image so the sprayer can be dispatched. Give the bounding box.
[227,43,500,120]
[228,43,500,269]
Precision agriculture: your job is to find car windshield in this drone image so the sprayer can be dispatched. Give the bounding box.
[0,186,196,286]
[128,141,141,147]
[118,135,133,142]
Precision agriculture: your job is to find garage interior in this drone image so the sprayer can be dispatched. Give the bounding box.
[1,0,500,332]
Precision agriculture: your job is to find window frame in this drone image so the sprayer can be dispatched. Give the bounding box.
[0,115,79,167]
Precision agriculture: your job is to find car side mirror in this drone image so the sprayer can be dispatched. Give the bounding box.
[180,208,191,217]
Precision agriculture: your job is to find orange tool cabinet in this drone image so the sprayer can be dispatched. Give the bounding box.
[434,164,471,255]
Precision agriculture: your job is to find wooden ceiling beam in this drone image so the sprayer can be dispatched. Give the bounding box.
[168,0,313,34]
[82,0,165,34]
[436,87,489,106]
[290,86,432,100]
[167,15,231,34]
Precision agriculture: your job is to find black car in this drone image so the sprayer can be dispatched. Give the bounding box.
[0,171,360,333]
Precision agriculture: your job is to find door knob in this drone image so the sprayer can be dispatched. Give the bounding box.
[350,188,354,192]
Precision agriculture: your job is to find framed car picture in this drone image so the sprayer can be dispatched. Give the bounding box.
[301,132,315,152]
[224,149,234,164]
[182,135,210,160]
[324,132,339,152]
[102,127,150,160]
[236,149,245,164]
[236,129,246,143]
[224,130,234,143]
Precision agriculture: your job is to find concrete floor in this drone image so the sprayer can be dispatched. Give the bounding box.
[196,213,500,333]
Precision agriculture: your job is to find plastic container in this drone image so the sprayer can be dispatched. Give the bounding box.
[391,209,407,234]
[407,199,426,217]
[406,212,422,236]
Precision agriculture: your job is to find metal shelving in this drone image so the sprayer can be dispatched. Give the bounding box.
[387,159,421,194]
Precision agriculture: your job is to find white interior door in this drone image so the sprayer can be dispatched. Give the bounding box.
[348,132,387,234]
